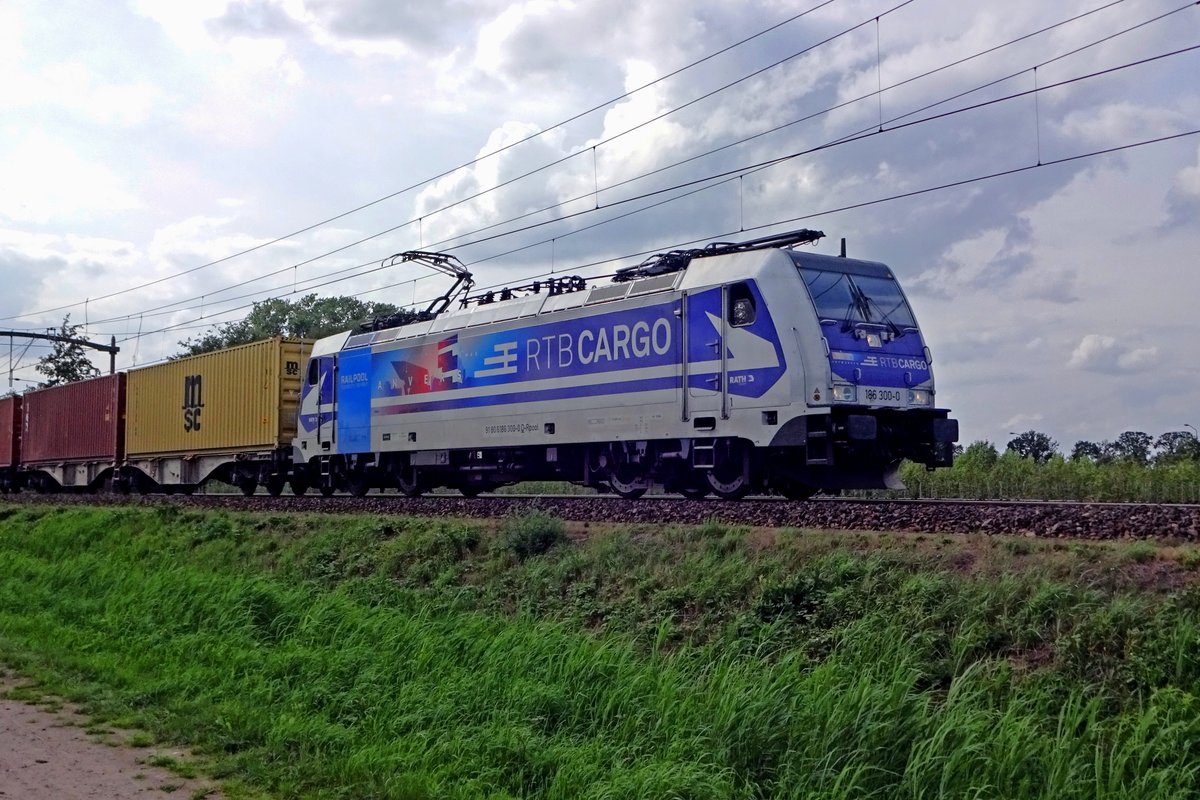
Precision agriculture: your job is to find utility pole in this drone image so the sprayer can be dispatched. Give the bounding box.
[0,330,120,374]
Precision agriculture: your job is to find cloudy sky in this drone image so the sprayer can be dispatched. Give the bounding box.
[2,0,1198,451]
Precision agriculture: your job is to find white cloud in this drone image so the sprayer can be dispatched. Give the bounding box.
[1057,102,1195,149]
[1176,144,1200,198]
[1165,143,1200,227]
[1067,334,1160,374]
[148,216,271,271]
[0,62,159,126]
[908,226,1032,299]
[130,0,243,51]
[0,227,142,326]
[1002,413,1044,432]
[0,138,141,224]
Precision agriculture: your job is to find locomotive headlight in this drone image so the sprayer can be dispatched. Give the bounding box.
[908,389,932,406]
[831,385,856,402]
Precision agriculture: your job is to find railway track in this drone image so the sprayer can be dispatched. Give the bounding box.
[3,492,1198,541]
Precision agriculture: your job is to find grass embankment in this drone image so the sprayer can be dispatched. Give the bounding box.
[0,505,1198,799]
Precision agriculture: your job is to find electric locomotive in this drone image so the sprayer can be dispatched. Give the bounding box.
[291,230,958,499]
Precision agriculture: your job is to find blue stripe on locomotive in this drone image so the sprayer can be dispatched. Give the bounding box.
[344,282,789,423]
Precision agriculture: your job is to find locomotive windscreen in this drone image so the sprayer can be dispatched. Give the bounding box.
[796,263,917,329]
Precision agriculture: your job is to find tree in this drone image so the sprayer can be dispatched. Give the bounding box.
[35,316,101,387]
[1005,430,1058,465]
[1109,430,1153,465]
[176,294,405,357]
[1153,431,1200,464]
[1070,440,1105,463]
[956,440,999,471]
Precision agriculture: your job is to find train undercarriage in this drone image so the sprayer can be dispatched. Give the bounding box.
[295,408,956,500]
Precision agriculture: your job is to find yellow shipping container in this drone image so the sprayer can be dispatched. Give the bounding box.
[125,337,312,458]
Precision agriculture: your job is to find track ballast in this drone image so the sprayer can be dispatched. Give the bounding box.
[4,494,1198,541]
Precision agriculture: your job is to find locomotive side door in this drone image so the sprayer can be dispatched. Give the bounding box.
[316,354,336,450]
[681,286,728,423]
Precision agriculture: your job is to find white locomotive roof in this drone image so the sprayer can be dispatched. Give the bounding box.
[329,246,792,352]
[311,329,350,357]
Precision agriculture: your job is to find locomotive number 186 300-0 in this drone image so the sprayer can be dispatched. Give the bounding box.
[861,386,905,406]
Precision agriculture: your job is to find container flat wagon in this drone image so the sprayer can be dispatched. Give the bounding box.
[21,374,126,492]
[122,337,311,494]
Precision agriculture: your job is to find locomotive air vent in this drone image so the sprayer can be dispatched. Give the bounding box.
[628,273,681,296]
[586,283,632,305]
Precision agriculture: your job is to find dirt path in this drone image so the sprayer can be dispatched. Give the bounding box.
[0,672,223,799]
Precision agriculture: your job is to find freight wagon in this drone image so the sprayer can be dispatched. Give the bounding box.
[0,395,21,492]
[20,374,125,492]
[120,337,311,494]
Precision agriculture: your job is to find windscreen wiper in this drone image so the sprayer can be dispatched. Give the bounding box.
[866,296,905,338]
[842,277,871,332]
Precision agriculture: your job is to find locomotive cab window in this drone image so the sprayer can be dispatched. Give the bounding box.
[728,283,756,327]
[307,359,319,386]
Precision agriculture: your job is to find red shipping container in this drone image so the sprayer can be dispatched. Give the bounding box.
[0,395,20,468]
[21,374,125,466]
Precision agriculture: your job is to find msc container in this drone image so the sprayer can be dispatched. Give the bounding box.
[125,337,311,459]
[21,374,126,490]
[0,394,20,469]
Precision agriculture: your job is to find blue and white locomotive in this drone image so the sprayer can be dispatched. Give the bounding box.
[292,230,958,499]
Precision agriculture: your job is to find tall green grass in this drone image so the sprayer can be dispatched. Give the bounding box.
[0,506,1198,798]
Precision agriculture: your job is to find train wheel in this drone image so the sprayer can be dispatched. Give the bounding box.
[608,464,648,499]
[679,483,709,500]
[700,460,748,496]
[705,440,752,500]
[238,480,257,497]
[290,479,309,497]
[346,474,370,497]
[706,473,749,500]
[319,484,336,497]
[265,477,286,497]
[395,466,424,498]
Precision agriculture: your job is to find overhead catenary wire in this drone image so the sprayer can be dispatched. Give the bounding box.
[425,3,1197,264]
[75,0,1169,331]
[57,0,925,331]
[116,123,1200,355]
[8,110,1193,386]
[11,3,1200,374]
[93,38,1200,350]
[0,0,848,325]
[29,27,1199,364]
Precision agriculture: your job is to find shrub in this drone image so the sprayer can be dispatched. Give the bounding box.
[501,510,567,561]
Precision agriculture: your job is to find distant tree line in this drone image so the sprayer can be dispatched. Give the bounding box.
[175,294,410,357]
[895,428,1200,502]
[27,296,413,386]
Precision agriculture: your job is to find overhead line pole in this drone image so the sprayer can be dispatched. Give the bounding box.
[0,331,119,375]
